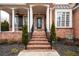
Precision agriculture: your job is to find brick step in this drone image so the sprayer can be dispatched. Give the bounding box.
[32,35,46,36]
[34,30,45,32]
[27,30,51,50]
[34,29,45,31]
[28,43,49,45]
[33,31,45,33]
[25,49,52,51]
[33,31,45,34]
[27,45,51,49]
[32,36,46,38]
[33,32,45,33]
[31,40,48,41]
[28,41,49,45]
[32,37,46,38]
[33,34,45,35]
[32,34,46,36]
[27,47,51,49]
[31,38,47,41]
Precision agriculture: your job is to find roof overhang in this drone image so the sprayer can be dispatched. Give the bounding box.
[73,5,79,10]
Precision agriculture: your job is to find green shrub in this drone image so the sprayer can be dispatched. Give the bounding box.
[50,23,56,43]
[22,23,28,49]
[64,50,77,56]
[1,20,9,31]
[11,48,19,54]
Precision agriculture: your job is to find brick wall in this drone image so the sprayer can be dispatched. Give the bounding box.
[0,31,22,42]
[73,8,79,39]
[56,28,73,38]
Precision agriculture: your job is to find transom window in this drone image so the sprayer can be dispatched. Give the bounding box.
[55,9,72,28]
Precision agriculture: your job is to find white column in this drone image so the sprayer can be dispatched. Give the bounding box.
[46,5,50,32]
[49,8,52,29]
[12,8,15,32]
[0,10,1,32]
[29,5,33,32]
[70,9,72,28]
[27,9,30,32]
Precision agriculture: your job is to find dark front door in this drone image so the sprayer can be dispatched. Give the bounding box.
[37,17,42,29]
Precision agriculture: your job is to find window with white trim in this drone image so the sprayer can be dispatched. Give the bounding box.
[55,9,72,28]
[15,15,27,31]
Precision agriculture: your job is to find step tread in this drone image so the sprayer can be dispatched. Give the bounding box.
[29,41,49,43]
[27,45,51,49]
[27,47,51,49]
[31,38,48,40]
[31,40,48,41]
[32,36,46,37]
[27,45,51,47]
[32,35,46,36]
[30,40,48,41]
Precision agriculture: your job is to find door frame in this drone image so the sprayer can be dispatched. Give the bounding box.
[33,14,45,30]
[37,17,42,29]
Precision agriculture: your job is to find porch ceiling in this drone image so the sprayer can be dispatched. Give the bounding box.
[0,4,28,9]
[0,4,28,15]
[33,6,46,14]
[15,8,27,15]
[0,8,28,16]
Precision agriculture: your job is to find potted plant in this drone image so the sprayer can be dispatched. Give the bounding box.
[50,23,56,46]
[65,32,74,46]
[22,23,28,49]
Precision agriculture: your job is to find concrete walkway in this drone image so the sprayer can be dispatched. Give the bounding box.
[18,49,60,56]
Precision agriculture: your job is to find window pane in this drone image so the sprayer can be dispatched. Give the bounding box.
[57,12,61,27]
[66,12,70,26]
[15,16,18,31]
[18,16,23,30]
[57,16,61,26]
[62,12,65,26]
[15,16,23,30]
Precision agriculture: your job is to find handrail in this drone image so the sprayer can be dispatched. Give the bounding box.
[31,24,34,38]
[45,26,52,49]
[45,26,48,39]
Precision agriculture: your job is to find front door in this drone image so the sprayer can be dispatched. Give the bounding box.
[37,17,42,29]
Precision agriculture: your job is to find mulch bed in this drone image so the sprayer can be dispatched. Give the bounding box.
[53,40,79,56]
[0,40,79,56]
[0,43,24,56]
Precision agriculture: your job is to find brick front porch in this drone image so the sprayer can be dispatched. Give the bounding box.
[27,30,51,49]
